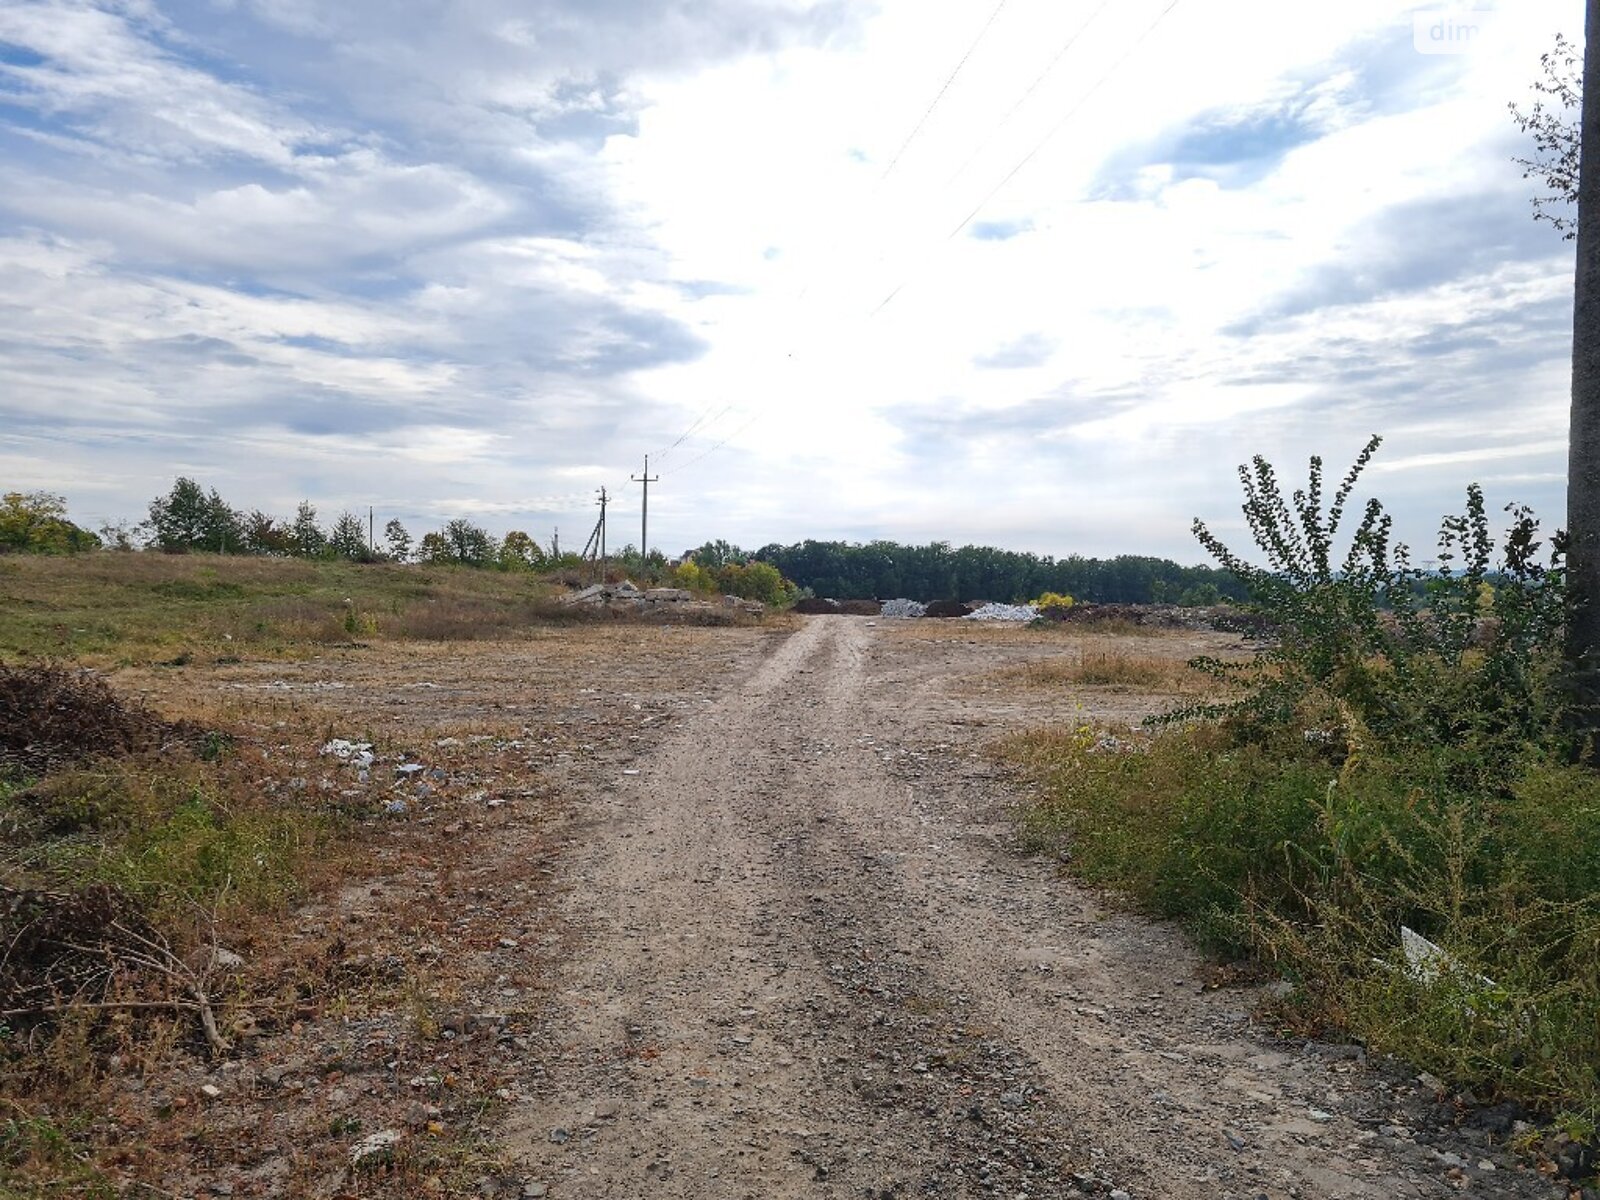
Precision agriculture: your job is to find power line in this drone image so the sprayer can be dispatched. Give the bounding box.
[946,0,1185,242]
[652,401,731,465]
[659,408,763,478]
[647,5,1019,482]
[868,0,1185,317]
[646,3,1183,480]
[939,0,1119,192]
[879,0,1012,181]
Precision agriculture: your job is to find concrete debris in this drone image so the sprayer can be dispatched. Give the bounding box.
[320,738,374,768]
[964,603,1039,622]
[562,579,764,616]
[1401,925,1496,992]
[881,599,927,619]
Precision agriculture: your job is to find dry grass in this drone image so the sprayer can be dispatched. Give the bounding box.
[0,553,779,665]
[879,616,1189,647]
[1003,651,1207,692]
[0,556,796,1197]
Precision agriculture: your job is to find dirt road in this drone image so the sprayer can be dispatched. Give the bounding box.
[505,617,1553,1200]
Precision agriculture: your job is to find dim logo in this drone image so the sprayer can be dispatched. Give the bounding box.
[1413,8,1497,55]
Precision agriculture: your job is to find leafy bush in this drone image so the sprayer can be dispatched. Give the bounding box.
[1182,435,1566,784]
[717,561,796,607]
[1010,438,1598,1129]
[0,493,100,555]
[673,559,718,594]
[1034,591,1075,611]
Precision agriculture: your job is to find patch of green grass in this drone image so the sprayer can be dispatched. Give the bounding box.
[7,757,335,926]
[0,1109,118,1199]
[1003,720,1600,1128]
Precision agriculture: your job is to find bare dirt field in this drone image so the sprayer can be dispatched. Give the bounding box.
[64,616,1563,1198]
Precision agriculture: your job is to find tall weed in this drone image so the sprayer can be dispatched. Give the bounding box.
[1010,438,1598,1129]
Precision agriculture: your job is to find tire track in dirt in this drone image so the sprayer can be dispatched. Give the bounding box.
[505,618,1560,1200]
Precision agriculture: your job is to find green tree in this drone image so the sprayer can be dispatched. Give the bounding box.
[439,518,497,567]
[1511,32,1581,239]
[146,477,210,552]
[0,491,100,553]
[328,511,370,561]
[199,488,244,553]
[717,560,793,606]
[384,518,412,563]
[290,501,326,558]
[498,530,545,571]
[691,539,746,570]
[417,531,451,564]
[242,510,292,555]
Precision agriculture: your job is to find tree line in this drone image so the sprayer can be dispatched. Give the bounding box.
[749,539,1249,605]
[4,485,1246,606]
[132,477,555,568]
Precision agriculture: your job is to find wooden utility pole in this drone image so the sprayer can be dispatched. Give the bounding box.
[632,455,659,559]
[369,506,375,556]
[598,487,609,581]
[1569,0,1600,744]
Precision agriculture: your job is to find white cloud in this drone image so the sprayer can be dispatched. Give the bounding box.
[0,0,1580,560]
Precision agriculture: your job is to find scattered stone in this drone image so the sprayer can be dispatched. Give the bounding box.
[523,1185,549,1199]
[349,1129,402,1167]
[549,1127,571,1145]
[207,946,246,972]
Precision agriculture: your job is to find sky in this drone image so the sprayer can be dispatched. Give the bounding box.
[0,0,1582,563]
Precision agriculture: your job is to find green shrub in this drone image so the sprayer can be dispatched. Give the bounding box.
[1182,435,1566,783]
[1010,438,1598,1129]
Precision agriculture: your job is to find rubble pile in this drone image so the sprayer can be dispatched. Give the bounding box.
[963,602,1039,622]
[561,580,764,617]
[880,599,927,619]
